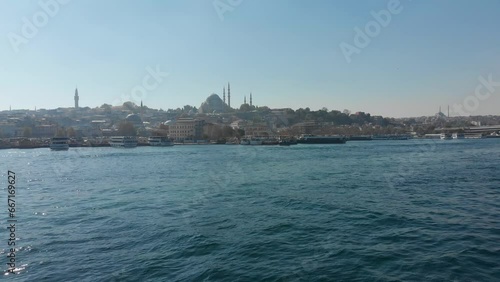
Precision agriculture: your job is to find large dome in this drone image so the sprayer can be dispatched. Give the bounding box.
[125,114,143,126]
[199,93,229,114]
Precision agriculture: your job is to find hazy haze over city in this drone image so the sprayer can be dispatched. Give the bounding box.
[1,0,499,117]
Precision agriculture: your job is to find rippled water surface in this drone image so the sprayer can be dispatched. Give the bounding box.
[1,139,500,281]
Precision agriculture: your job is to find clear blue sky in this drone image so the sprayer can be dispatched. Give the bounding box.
[1,0,499,117]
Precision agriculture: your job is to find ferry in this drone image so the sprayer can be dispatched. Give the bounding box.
[50,137,69,151]
[148,136,174,146]
[297,134,347,144]
[109,136,138,148]
[440,133,452,140]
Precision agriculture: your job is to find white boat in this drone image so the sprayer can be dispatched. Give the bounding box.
[148,136,173,146]
[440,133,452,140]
[465,134,484,139]
[240,138,250,145]
[50,137,69,151]
[452,133,465,139]
[109,136,138,148]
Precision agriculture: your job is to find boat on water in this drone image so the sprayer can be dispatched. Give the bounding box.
[50,137,69,150]
[372,135,409,140]
[452,133,465,139]
[262,139,279,145]
[278,137,297,146]
[297,134,347,144]
[249,137,263,145]
[148,136,174,146]
[109,136,138,148]
[465,134,484,139]
[279,140,291,146]
[440,133,452,140]
[486,132,500,139]
[349,135,373,141]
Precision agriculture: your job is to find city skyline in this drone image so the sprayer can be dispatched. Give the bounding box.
[2,86,483,120]
[1,0,500,117]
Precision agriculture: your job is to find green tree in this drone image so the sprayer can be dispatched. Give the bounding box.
[236,129,245,137]
[117,122,137,136]
[67,127,76,138]
[55,128,67,137]
[123,101,136,112]
[23,127,32,138]
[222,126,235,137]
[240,104,251,112]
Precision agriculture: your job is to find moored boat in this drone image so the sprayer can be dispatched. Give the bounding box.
[349,135,373,141]
[279,140,291,146]
[50,137,69,150]
[109,136,138,148]
[249,137,263,145]
[440,133,452,140]
[262,139,279,145]
[148,136,174,146]
[297,134,347,144]
[486,132,500,139]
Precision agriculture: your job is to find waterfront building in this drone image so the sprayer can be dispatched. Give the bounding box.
[241,122,271,137]
[291,122,320,134]
[168,118,205,141]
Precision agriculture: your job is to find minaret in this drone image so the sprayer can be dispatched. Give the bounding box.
[228,83,231,108]
[74,87,79,109]
[223,87,226,104]
[140,100,144,120]
[250,93,252,107]
[244,95,247,104]
[448,105,450,118]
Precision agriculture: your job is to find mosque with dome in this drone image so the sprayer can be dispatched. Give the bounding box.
[198,83,253,114]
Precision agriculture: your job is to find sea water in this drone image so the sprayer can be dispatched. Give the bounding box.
[1,139,499,281]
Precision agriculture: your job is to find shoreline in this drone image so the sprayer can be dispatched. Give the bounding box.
[1,136,499,150]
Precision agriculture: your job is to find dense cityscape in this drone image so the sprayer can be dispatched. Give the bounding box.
[1,85,500,148]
